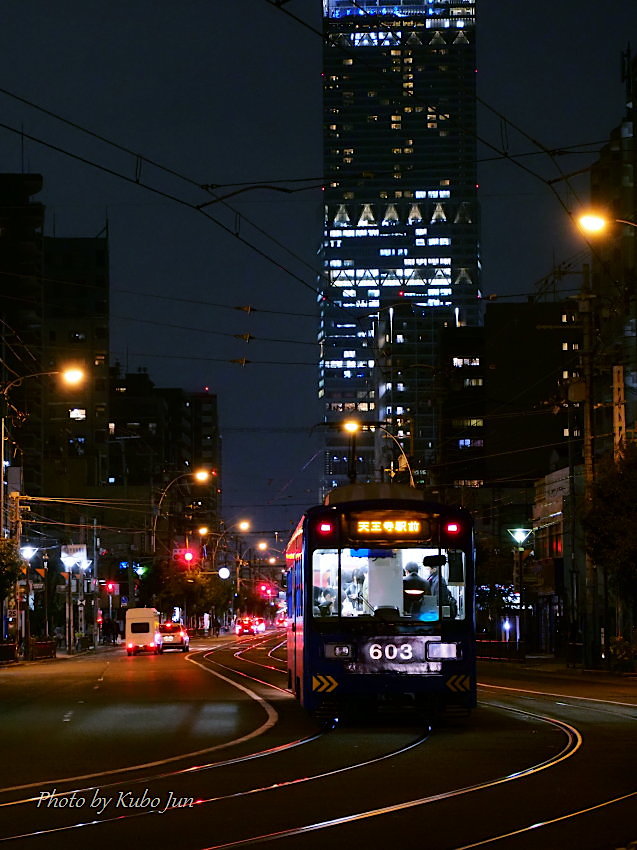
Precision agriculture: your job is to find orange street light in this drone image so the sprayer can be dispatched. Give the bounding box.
[577,213,637,234]
[151,469,211,552]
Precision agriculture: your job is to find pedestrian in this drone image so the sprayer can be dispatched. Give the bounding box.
[103,618,113,644]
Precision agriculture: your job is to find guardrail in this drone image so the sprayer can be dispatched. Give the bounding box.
[476,639,526,662]
[27,638,57,661]
[0,642,18,662]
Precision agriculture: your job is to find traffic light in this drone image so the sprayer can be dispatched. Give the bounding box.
[106,581,119,594]
[258,582,275,599]
[172,548,199,568]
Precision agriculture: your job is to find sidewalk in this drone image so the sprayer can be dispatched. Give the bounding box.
[0,641,119,667]
[478,653,637,682]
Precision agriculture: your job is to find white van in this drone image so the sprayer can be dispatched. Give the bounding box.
[125,608,162,656]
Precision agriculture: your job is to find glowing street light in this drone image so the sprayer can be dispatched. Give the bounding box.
[151,468,211,553]
[1,367,86,538]
[342,418,416,487]
[342,419,361,483]
[577,213,637,235]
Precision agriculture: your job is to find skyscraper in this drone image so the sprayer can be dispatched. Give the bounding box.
[319,0,480,494]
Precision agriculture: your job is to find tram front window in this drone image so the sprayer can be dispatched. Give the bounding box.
[311,548,465,621]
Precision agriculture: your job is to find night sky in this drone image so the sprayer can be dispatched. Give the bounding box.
[0,1,636,540]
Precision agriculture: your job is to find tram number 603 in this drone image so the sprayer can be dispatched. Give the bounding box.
[368,643,413,661]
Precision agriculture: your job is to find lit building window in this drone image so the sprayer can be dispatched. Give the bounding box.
[453,357,480,367]
[69,408,87,421]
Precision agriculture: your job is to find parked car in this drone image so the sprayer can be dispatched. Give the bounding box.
[158,622,190,652]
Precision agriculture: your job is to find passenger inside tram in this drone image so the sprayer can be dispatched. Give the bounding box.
[311,547,464,620]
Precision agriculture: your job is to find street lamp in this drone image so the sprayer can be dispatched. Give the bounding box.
[1,367,85,536]
[343,419,361,483]
[151,468,211,553]
[575,214,636,665]
[507,528,532,646]
[372,424,415,487]
[577,213,637,234]
[343,419,416,487]
[209,520,251,568]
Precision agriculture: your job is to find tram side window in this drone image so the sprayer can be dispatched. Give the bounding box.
[446,551,466,620]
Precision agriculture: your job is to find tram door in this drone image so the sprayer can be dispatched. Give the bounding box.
[286,562,303,696]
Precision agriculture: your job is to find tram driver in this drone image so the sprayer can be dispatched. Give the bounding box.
[423,555,458,618]
[402,562,430,617]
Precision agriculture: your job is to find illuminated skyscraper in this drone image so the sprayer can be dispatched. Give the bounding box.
[319,0,480,493]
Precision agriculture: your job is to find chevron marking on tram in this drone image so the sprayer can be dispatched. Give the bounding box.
[446,674,470,692]
[312,674,338,693]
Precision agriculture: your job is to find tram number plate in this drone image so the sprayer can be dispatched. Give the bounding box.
[356,637,436,674]
[367,641,418,662]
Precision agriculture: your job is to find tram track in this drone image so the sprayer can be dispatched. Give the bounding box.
[0,635,589,849]
[0,638,432,845]
[2,635,633,849]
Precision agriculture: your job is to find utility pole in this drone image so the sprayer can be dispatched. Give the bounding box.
[9,492,26,657]
[579,265,599,668]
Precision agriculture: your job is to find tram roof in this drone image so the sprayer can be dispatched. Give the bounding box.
[323,483,428,505]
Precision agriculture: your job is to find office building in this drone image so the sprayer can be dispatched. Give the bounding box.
[319,0,481,494]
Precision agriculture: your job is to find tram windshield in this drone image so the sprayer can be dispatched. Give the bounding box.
[311,547,465,621]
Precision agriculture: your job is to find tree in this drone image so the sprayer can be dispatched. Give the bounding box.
[474,542,517,637]
[583,442,637,642]
[0,538,23,604]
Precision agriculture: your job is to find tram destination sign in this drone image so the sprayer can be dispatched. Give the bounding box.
[349,510,435,541]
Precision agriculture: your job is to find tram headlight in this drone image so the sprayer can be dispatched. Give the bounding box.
[325,643,353,659]
[426,642,461,660]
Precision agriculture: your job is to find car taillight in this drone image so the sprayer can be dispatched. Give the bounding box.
[180,631,186,638]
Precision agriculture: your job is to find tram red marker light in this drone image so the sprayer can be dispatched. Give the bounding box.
[317,522,333,534]
[446,522,460,534]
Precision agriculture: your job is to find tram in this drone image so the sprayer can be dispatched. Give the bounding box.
[285,483,476,721]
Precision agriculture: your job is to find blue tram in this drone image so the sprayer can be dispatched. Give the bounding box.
[285,483,476,721]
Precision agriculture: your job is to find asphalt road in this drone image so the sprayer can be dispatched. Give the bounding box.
[0,635,634,850]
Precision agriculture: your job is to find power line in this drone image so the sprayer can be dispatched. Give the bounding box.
[110,313,317,347]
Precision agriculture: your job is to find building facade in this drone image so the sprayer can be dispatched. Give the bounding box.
[319,0,481,494]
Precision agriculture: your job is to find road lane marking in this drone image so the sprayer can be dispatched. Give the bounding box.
[0,650,279,794]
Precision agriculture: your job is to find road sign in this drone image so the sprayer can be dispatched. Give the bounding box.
[121,595,128,606]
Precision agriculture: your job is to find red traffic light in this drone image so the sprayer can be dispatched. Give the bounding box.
[173,547,199,567]
[106,582,115,593]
